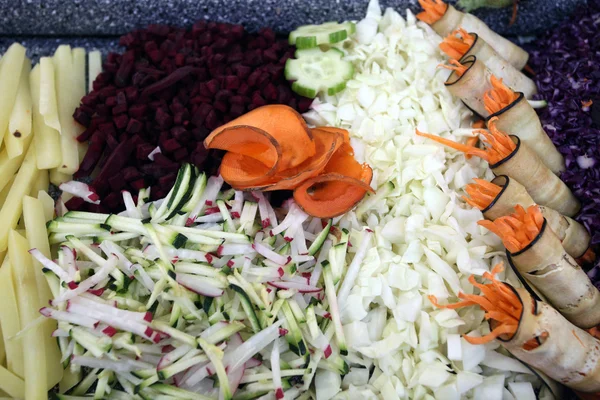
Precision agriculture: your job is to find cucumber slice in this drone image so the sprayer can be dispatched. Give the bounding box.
[285,48,354,99]
[289,21,356,49]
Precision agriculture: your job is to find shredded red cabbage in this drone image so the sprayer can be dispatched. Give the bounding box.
[526,1,600,279]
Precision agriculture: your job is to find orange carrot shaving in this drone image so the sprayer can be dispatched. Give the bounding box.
[587,327,600,340]
[430,263,523,344]
[416,0,448,24]
[438,59,468,77]
[484,75,520,115]
[582,99,594,108]
[439,28,475,60]
[573,330,585,347]
[478,205,544,253]
[463,178,502,210]
[416,118,515,164]
[522,332,549,350]
[464,136,479,159]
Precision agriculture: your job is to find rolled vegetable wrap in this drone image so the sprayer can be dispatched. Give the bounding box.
[490,135,579,217]
[479,206,600,329]
[417,0,529,69]
[444,56,493,117]
[464,176,591,260]
[440,29,537,98]
[500,287,600,394]
[485,86,565,174]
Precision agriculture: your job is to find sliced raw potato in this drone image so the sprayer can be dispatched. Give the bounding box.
[5,57,32,159]
[0,364,25,399]
[54,45,79,175]
[37,190,56,222]
[0,133,33,193]
[30,169,49,196]
[0,174,15,209]
[39,57,61,133]
[0,145,39,252]
[0,43,26,150]
[72,48,88,162]
[9,230,48,398]
[289,21,356,49]
[0,256,23,378]
[285,48,354,98]
[23,196,63,388]
[49,168,72,186]
[88,50,102,93]
[31,63,62,169]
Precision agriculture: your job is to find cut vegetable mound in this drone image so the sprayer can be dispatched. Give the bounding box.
[417,116,516,164]
[484,75,520,115]
[417,0,449,24]
[439,28,475,60]
[438,59,469,77]
[463,178,502,210]
[478,204,544,253]
[205,104,373,218]
[430,263,523,344]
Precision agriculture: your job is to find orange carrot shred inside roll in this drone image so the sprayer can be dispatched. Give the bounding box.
[484,75,520,115]
[416,118,515,164]
[463,179,502,210]
[439,28,475,60]
[430,263,523,344]
[478,205,544,253]
[438,59,469,77]
[417,0,448,24]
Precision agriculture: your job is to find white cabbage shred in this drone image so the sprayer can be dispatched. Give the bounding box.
[305,1,552,399]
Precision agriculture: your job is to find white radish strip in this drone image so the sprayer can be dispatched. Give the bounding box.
[294,227,309,255]
[253,242,289,266]
[268,281,322,293]
[59,181,101,204]
[157,344,194,370]
[148,146,161,161]
[70,296,152,323]
[337,231,373,308]
[176,273,224,297]
[293,254,314,263]
[52,328,70,337]
[271,203,308,236]
[231,191,244,218]
[310,240,332,287]
[71,355,153,372]
[29,248,70,281]
[218,243,255,256]
[294,293,308,310]
[40,307,98,328]
[61,339,76,363]
[194,214,224,223]
[252,191,274,228]
[307,217,322,234]
[190,175,224,219]
[226,333,245,395]
[144,244,210,263]
[223,321,283,372]
[117,372,143,386]
[271,338,284,400]
[240,369,308,383]
[282,274,310,284]
[68,303,155,341]
[244,266,283,280]
[56,197,68,217]
[297,259,316,272]
[52,257,118,304]
[304,231,317,241]
[62,246,78,280]
[122,191,142,219]
[79,292,115,306]
[195,222,223,230]
[132,264,155,292]
[245,358,262,368]
[99,241,134,275]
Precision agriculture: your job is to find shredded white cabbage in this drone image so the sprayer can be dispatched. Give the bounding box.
[306,1,552,399]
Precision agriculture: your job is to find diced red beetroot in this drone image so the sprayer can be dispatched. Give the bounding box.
[112,103,128,115]
[103,192,123,210]
[65,196,86,210]
[108,174,126,191]
[230,103,245,117]
[155,108,173,129]
[153,153,176,167]
[129,104,147,119]
[136,143,155,160]
[88,203,108,214]
[122,166,142,182]
[93,138,134,193]
[170,126,190,142]
[159,173,177,187]
[114,114,129,130]
[130,178,146,190]
[73,108,91,126]
[106,133,119,150]
[173,147,188,161]
[162,138,181,152]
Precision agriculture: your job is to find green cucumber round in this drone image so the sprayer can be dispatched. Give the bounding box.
[289,22,356,49]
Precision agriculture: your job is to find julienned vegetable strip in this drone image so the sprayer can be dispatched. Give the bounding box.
[463,178,502,210]
[416,0,448,24]
[438,59,468,77]
[478,204,543,253]
[439,28,475,60]
[484,76,520,115]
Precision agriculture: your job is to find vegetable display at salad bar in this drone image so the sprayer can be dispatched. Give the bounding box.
[0,0,599,398]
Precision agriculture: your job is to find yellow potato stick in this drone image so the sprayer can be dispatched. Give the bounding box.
[59,366,82,394]
[88,50,102,93]
[31,64,62,170]
[0,145,39,252]
[0,364,25,399]
[0,256,23,378]
[73,48,88,162]
[37,190,55,222]
[39,57,61,133]
[0,43,26,150]
[0,174,15,209]
[0,133,32,193]
[5,58,32,160]
[0,323,4,363]
[49,168,72,186]
[54,45,79,174]
[9,230,48,399]
[23,196,63,388]
[30,168,49,196]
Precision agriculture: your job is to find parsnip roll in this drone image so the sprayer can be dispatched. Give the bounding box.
[426,3,529,69]
[499,287,600,393]
[508,220,600,329]
[486,93,565,174]
[444,55,493,117]
[460,33,537,98]
[481,176,591,260]
[490,136,580,217]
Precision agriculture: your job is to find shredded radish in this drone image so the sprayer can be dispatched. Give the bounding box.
[148,146,161,161]
[59,180,101,204]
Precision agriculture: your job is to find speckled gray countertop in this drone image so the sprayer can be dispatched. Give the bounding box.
[0,0,585,57]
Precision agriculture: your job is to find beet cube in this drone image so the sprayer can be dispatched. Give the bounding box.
[109,174,126,191]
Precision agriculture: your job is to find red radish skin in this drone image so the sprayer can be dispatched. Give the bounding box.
[72,21,312,212]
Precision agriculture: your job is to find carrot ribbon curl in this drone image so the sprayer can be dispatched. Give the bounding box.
[440,28,476,60]
[478,204,544,253]
[417,0,448,24]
